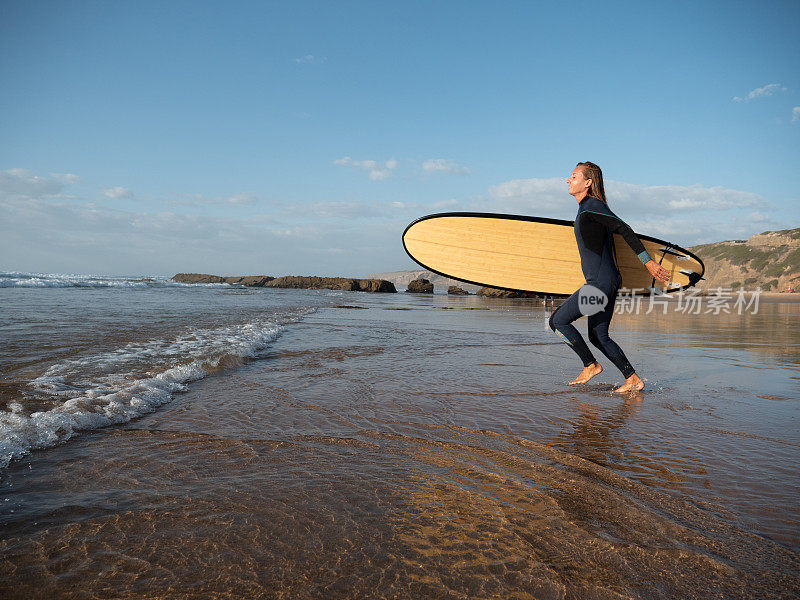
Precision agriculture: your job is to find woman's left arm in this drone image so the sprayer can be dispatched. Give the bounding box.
[585,210,671,283]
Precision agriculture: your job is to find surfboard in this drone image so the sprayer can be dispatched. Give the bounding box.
[402,212,705,296]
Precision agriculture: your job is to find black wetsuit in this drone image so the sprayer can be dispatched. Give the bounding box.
[548,196,652,378]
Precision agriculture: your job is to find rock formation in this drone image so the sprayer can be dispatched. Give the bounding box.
[447,286,470,295]
[476,287,540,298]
[369,269,480,293]
[172,273,275,285]
[234,276,275,287]
[265,276,395,293]
[172,274,395,292]
[353,279,397,293]
[407,278,434,293]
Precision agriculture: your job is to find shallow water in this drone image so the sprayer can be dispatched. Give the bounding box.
[1,277,798,598]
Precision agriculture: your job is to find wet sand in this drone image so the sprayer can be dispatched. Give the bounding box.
[1,288,798,599]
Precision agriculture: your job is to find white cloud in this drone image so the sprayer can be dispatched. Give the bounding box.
[611,181,764,211]
[482,176,781,245]
[389,198,459,213]
[334,156,398,180]
[223,192,257,205]
[171,192,259,207]
[0,168,416,275]
[488,177,764,214]
[0,196,408,276]
[792,106,800,123]
[488,177,563,206]
[0,168,64,198]
[3,167,790,277]
[295,54,327,64]
[629,212,796,244]
[103,186,133,200]
[283,201,386,219]
[432,198,459,209]
[422,158,470,175]
[732,83,785,102]
[51,173,81,184]
[746,211,775,223]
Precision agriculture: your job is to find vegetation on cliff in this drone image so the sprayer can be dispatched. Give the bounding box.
[690,228,800,291]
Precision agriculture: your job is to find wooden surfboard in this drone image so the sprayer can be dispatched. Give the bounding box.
[402,212,705,296]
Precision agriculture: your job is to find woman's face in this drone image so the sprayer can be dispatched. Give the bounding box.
[567,167,591,198]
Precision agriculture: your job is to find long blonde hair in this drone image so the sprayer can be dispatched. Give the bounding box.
[576,161,606,203]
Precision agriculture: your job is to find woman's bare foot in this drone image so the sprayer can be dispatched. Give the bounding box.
[568,362,603,385]
[613,373,645,393]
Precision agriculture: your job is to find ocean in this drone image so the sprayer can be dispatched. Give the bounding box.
[1,272,798,599]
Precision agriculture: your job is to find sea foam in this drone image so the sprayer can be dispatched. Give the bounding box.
[0,271,231,288]
[0,311,312,469]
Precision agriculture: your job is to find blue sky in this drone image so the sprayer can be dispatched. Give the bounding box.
[1,0,798,276]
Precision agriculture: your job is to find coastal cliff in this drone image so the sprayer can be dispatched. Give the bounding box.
[689,227,800,291]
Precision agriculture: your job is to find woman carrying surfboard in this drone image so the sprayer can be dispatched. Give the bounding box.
[549,162,670,393]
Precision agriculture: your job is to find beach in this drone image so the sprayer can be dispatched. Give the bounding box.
[1,274,798,599]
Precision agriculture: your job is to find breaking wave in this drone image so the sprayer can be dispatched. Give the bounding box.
[0,309,314,469]
[0,271,231,288]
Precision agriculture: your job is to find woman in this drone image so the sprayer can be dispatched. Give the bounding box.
[548,162,670,393]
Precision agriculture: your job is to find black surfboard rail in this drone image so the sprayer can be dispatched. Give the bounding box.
[402,211,706,296]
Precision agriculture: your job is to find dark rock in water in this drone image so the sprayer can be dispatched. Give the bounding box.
[356,279,396,293]
[173,273,229,284]
[407,278,434,293]
[232,275,276,287]
[448,286,470,295]
[476,287,539,298]
[265,276,357,290]
[265,276,396,293]
[172,273,275,286]
[173,273,395,292]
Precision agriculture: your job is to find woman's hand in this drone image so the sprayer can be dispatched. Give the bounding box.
[645,260,671,283]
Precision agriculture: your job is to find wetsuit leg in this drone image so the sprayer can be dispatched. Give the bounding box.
[548,288,597,367]
[586,288,636,378]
